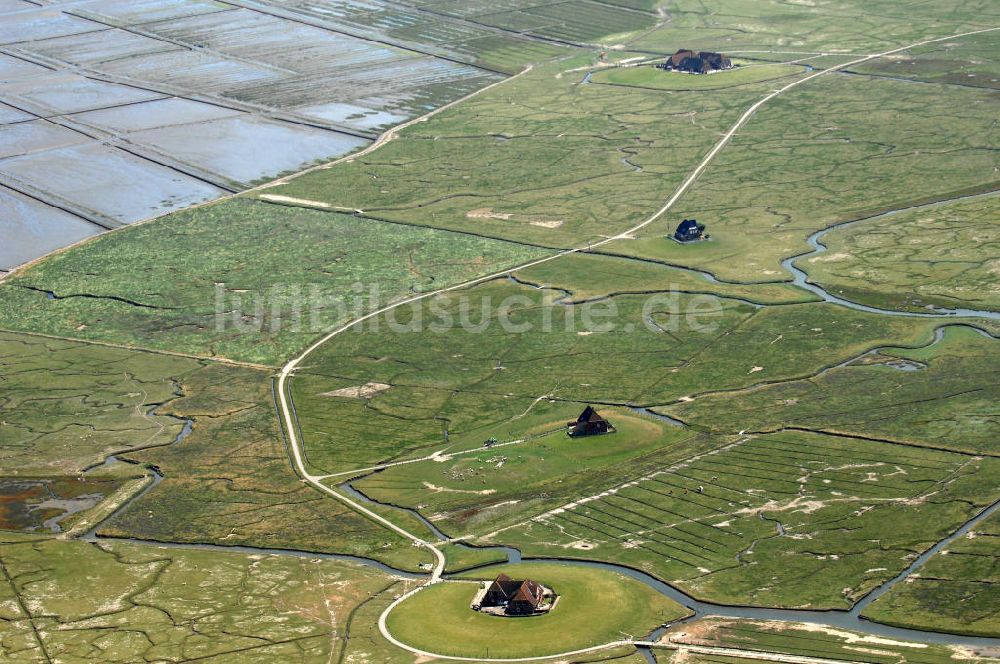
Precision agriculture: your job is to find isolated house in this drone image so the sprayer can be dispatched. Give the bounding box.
[568,406,614,437]
[483,573,519,605]
[482,573,545,615]
[660,49,733,74]
[674,218,706,242]
[667,49,696,68]
[507,579,545,615]
[700,51,732,70]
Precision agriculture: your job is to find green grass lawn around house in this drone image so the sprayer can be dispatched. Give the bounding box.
[386,563,689,658]
[354,405,699,537]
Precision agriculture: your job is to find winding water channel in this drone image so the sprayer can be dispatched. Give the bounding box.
[586,190,1000,324]
[214,188,1000,651]
[782,190,1000,321]
[69,160,1000,659]
[311,184,1000,656]
[81,470,426,578]
[290,72,1000,660]
[86,478,1000,649]
[334,471,1000,650]
[76,240,1000,655]
[328,245,1000,651]
[10,23,994,658]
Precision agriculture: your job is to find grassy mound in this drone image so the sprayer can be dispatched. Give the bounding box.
[386,563,689,658]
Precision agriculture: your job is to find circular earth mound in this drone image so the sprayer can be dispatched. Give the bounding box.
[385,563,689,659]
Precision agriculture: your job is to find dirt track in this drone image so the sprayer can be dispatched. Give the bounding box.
[273,23,1000,663]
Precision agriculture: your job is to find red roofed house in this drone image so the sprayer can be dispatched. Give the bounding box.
[482,573,546,615]
[667,48,696,68]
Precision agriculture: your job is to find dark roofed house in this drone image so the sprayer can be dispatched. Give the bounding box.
[701,51,732,70]
[667,48,696,69]
[483,573,520,605]
[508,579,545,615]
[481,574,547,615]
[660,49,733,74]
[674,218,706,242]
[568,406,614,437]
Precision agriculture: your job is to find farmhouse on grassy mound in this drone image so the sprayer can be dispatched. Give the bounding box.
[478,573,548,616]
[568,406,615,437]
[659,49,733,74]
[674,218,706,242]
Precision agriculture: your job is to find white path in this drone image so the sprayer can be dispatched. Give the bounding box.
[314,436,529,481]
[648,642,869,664]
[274,24,1000,662]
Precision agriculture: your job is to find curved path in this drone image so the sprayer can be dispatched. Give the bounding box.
[274,24,1000,663]
[373,495,1000,662]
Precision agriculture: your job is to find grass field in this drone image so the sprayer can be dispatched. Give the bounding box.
[2,0,1000,652]
[513,252,817,305]
[601,73,1000,283]
[387,563,689,658]
[0,200,548,365]
[801,193,1000,313]
[439,542,509,573]
[590,63,807,91]
[629,0,1000,55]
[353,406,705,537]
[862,509,1000,638]
[666,325,1000,455]
[259,55,774,250]
[289,276,946,476]
[846,30,1000,90]
[0,331,197,475]
[656,617,990,664]
[0,331,430,570]
[294,280,943,411]
[0,533,393,663]
[97,360,431,571]
[260,50,1000,292]
[478,430,1000,609]
[308,577,421,664]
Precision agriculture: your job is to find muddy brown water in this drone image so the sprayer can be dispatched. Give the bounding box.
[0,477,122,532]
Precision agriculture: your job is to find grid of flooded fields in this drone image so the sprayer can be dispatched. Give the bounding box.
[402,0,658,44]
[0,0,657,271]
[0,0,581,271]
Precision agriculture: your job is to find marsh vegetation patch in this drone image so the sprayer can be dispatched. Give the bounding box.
[500,430,1000,609]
